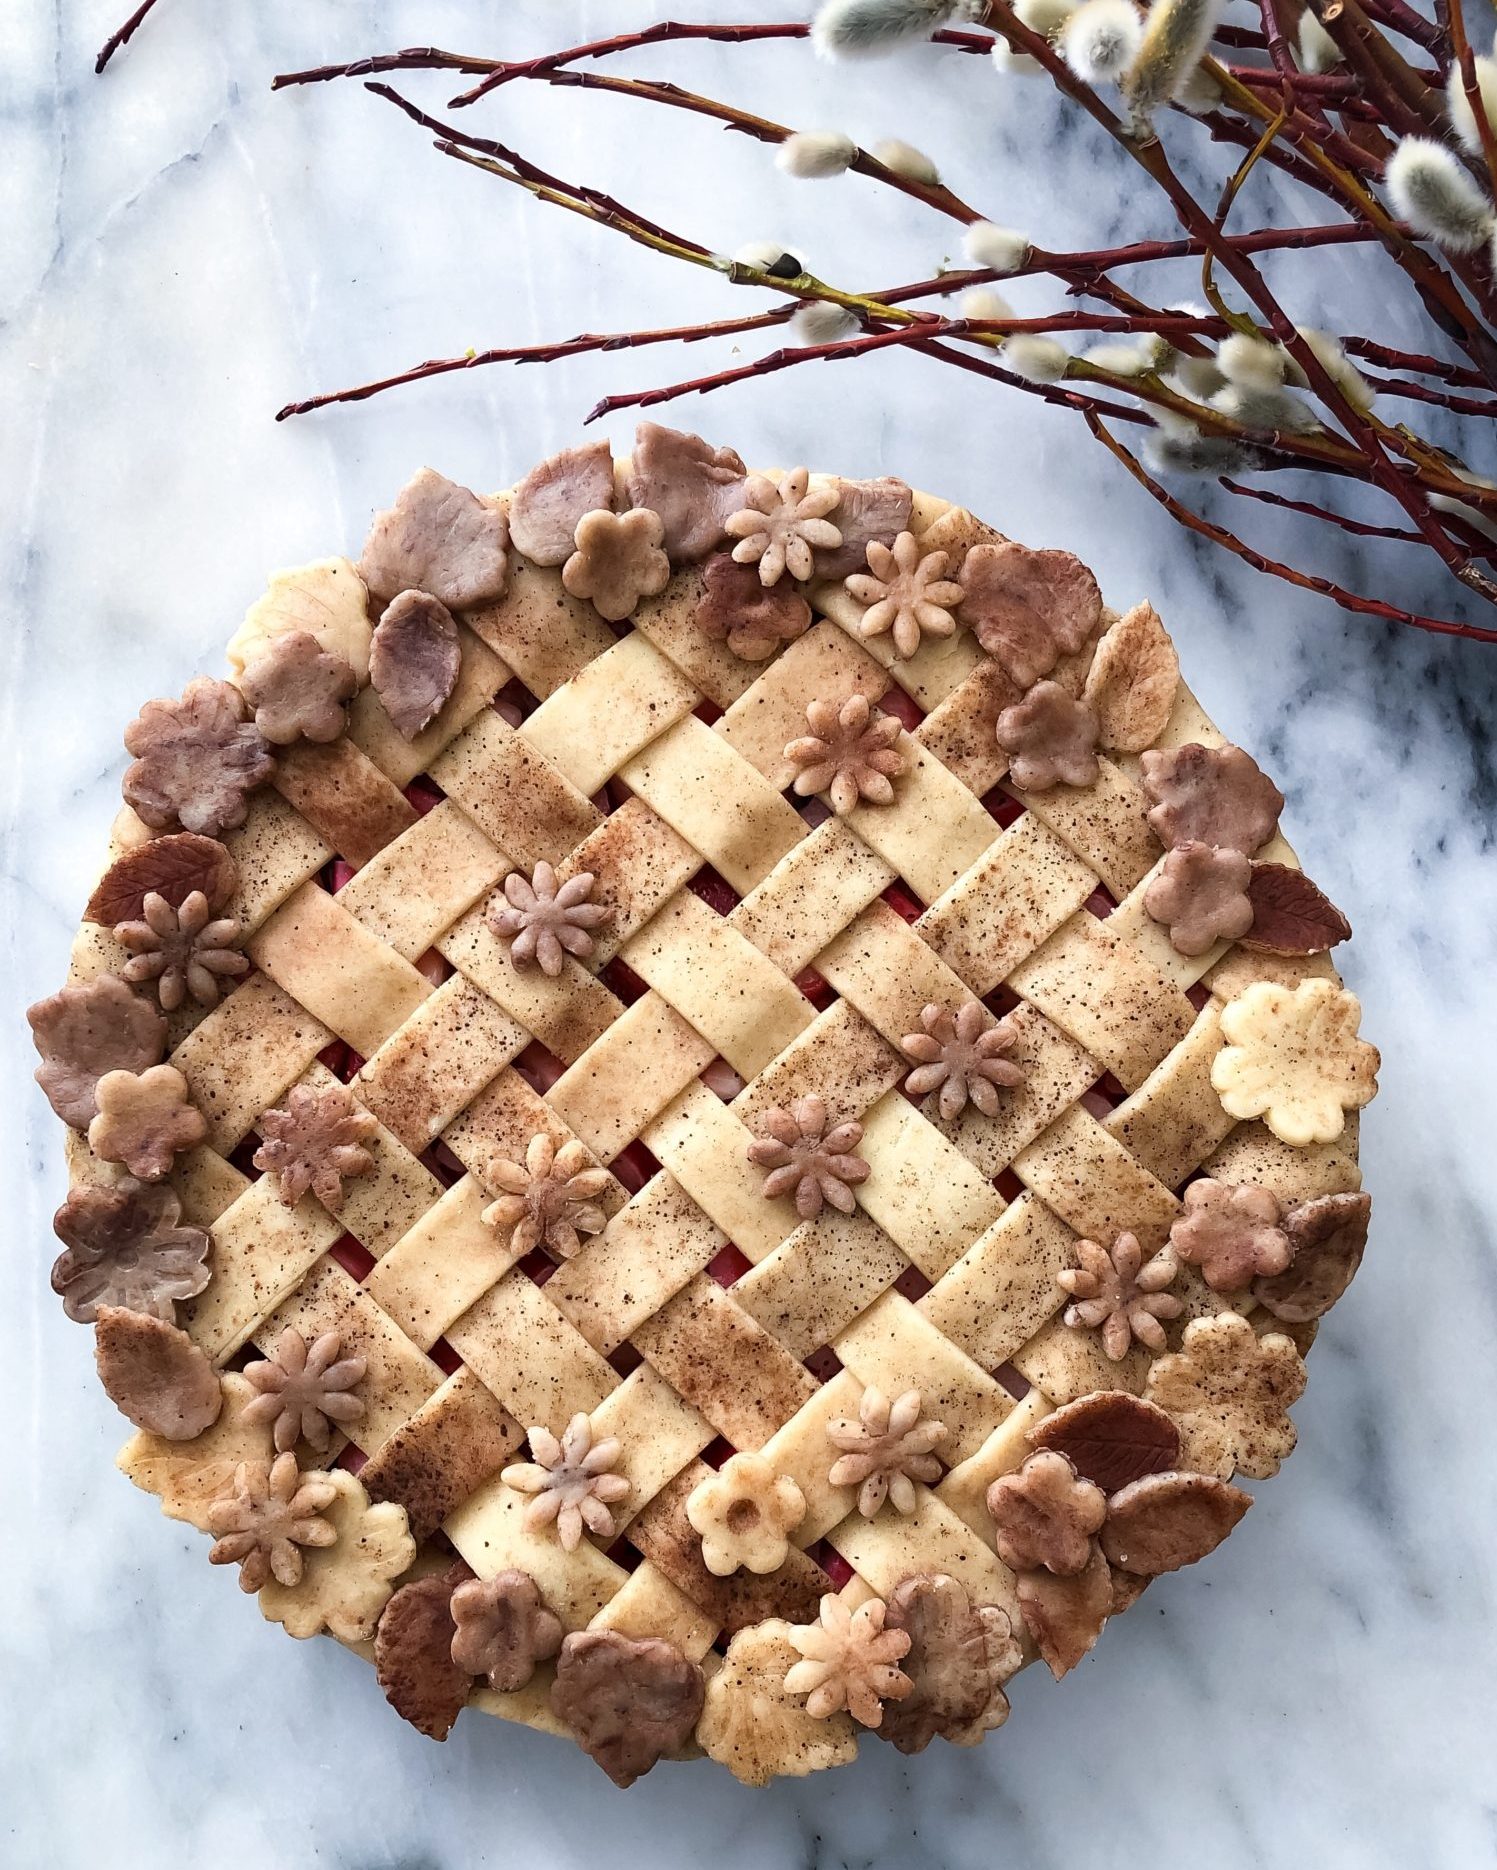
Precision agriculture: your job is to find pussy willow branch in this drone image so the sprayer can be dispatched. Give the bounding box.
[96,0,166,73]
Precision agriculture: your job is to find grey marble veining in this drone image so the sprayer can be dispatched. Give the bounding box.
[3,3,1496,1866]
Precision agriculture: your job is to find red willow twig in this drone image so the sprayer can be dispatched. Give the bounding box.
[95,0,166,73]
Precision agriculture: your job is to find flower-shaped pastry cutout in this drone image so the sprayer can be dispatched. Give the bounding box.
[501,1413,630,1552]
[846,532,964,659]
[114,889,249,1012]
[1143,842,1254,957]
[551,1630,705,1787]
[486,861,610,977]
[123,677,275,837]
[959,541,1103,688]
[1058,1231,1184,1361]
[94,1305,223,1441]
[238,630,358,745]
[995,681,1100,792]
[243,1326,368,1454]
[1211,978,1379,1146]
[725,468,843,586]
[984,1450,1107,1576]
[685,1452,806,1575]
[369,590,462,739]
[900,1002,1025,1121]
[28,974,165,1129]
[450,1570,564,1694]
[1144,1311,1307,1480]
[785,694,906,815]
[785,1594,912,1729]
[257,1467,415,1642]
[826,1387,947,1518]
[879,1573,1021,1754]
[561,507,672,622]
[252,1082,379,1211]
[1140,742,1284,854]
[697,1620,858,1786]
[747,1094,870,1220]
[1170,1178,1291,1293]
[88,1065,207,1182]
[481,1134,611,1256]
[695,553,813,660]
[51,1180,212,1325]
[207,1452,339,1592]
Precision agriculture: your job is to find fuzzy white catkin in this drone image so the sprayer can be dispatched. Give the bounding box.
[1168,352,1227,399]
[1385,136,1495,251]
[873,138,942,183]
[1062,0,1145,82]
[812,0,985,59]
[992,0,1080,71]
[1296,327,1376,414]
[1211,383,1319,433]
[1217,333,1289,389]
[1446,57,1497,158]
[1084,335,1166,375]
[1143,423,1254,475]
[792,301,862,343]
[1296,11,1341,74]
[734,239,801,276]
[964,221,1032,272]
[960,286,1015,321]
[1124,0,1224,119]
[1003,334,1070,381]
[777,131,857,178]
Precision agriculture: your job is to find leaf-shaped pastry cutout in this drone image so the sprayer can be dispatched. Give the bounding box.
[1253,1190,1370,1322]
[1240,863,1352,955]
[94,1305,223,1440]
[370,590,463,739]
[84,833,238,925]
[1081,600,1180,752]
[508,439,616,567]
[1027,1392,1180,1492]
[374,1562,475,1740]
[1014,1545,1111,1679]
[1100,1471,1252,1576]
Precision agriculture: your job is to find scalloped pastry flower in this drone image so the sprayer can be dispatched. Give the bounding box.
[561,508,672,623]
[747,1094,870,1220]
[985,1451,1107,1577]
[785,1595,913,1729]
[88,1065,207,1182]
[238,630,358,745]
[1144,1311,1307,1481]
[481,1134,611,1256]
[686,1452,806,1576]
[826,1388,947,1518]
[846,531,964,659]
[1143,842,1254,958]
[995,681,1100,792]
[252,1082,379,1211]
[880,1573,1022,1754]
[697,1619,858,1786]
[486,862,610,977]
[900,1002,1025,1121]
[50,1180,212,1325]
[257,1467,415,1642]
[1169,1178,1291,1293]
[114,889,249,1012]
[501,1414,630,1553]
[122,677,276,838]
[1058,1232,1184,1362]
[242,1326,368,1454]
[207,1452,339,1592]
[786,694,907,816]
[725,468,843,587]
[450,1570,564,1694]
[1211,978,1379,1147]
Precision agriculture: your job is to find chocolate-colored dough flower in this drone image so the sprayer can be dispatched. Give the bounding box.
[114,889,249,1012]
[747,1094,870,1219]
[123,677,275,837]
[900,1002,1025,1120]
[50,1180,212,1325]
[486,862,610,976]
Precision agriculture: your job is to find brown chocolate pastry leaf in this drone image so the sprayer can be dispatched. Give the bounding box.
[374,1562,476,1741]
[450,1569,564,1694]
[94,1305,223,1440]
[814,475,914,581]
[1015,1544,1112,1680]
[52,1180,212,1324]
[359,467,510,610]
[84,833,237,926]
[960,541,1103,690]
[1110,1568,1151,1616]
[1241,862,1353,955]
[122,677,275,838]
[1101,1471,1253,1576]
[550,1629,705,1787]
[28,974,166,1129]
[370,591,462,740]
[1253,1191,1371,1322]
[1082,599,1180,752]
[1027,1392,1181,1492]
[625,421,748,562]
[696,552,812,661]
[508,439,616,567]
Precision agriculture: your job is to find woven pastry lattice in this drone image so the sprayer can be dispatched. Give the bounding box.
[42,435,1374,1786]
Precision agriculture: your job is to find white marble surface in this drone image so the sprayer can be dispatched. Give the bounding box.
[4,3,1497,1865]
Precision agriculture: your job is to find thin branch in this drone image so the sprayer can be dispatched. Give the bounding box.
[96,0,165,74]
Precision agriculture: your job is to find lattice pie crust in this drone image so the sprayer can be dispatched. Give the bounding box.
[32,430,1377,1786]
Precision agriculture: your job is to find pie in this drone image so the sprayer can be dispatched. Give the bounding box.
[30,426,1379,1785]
